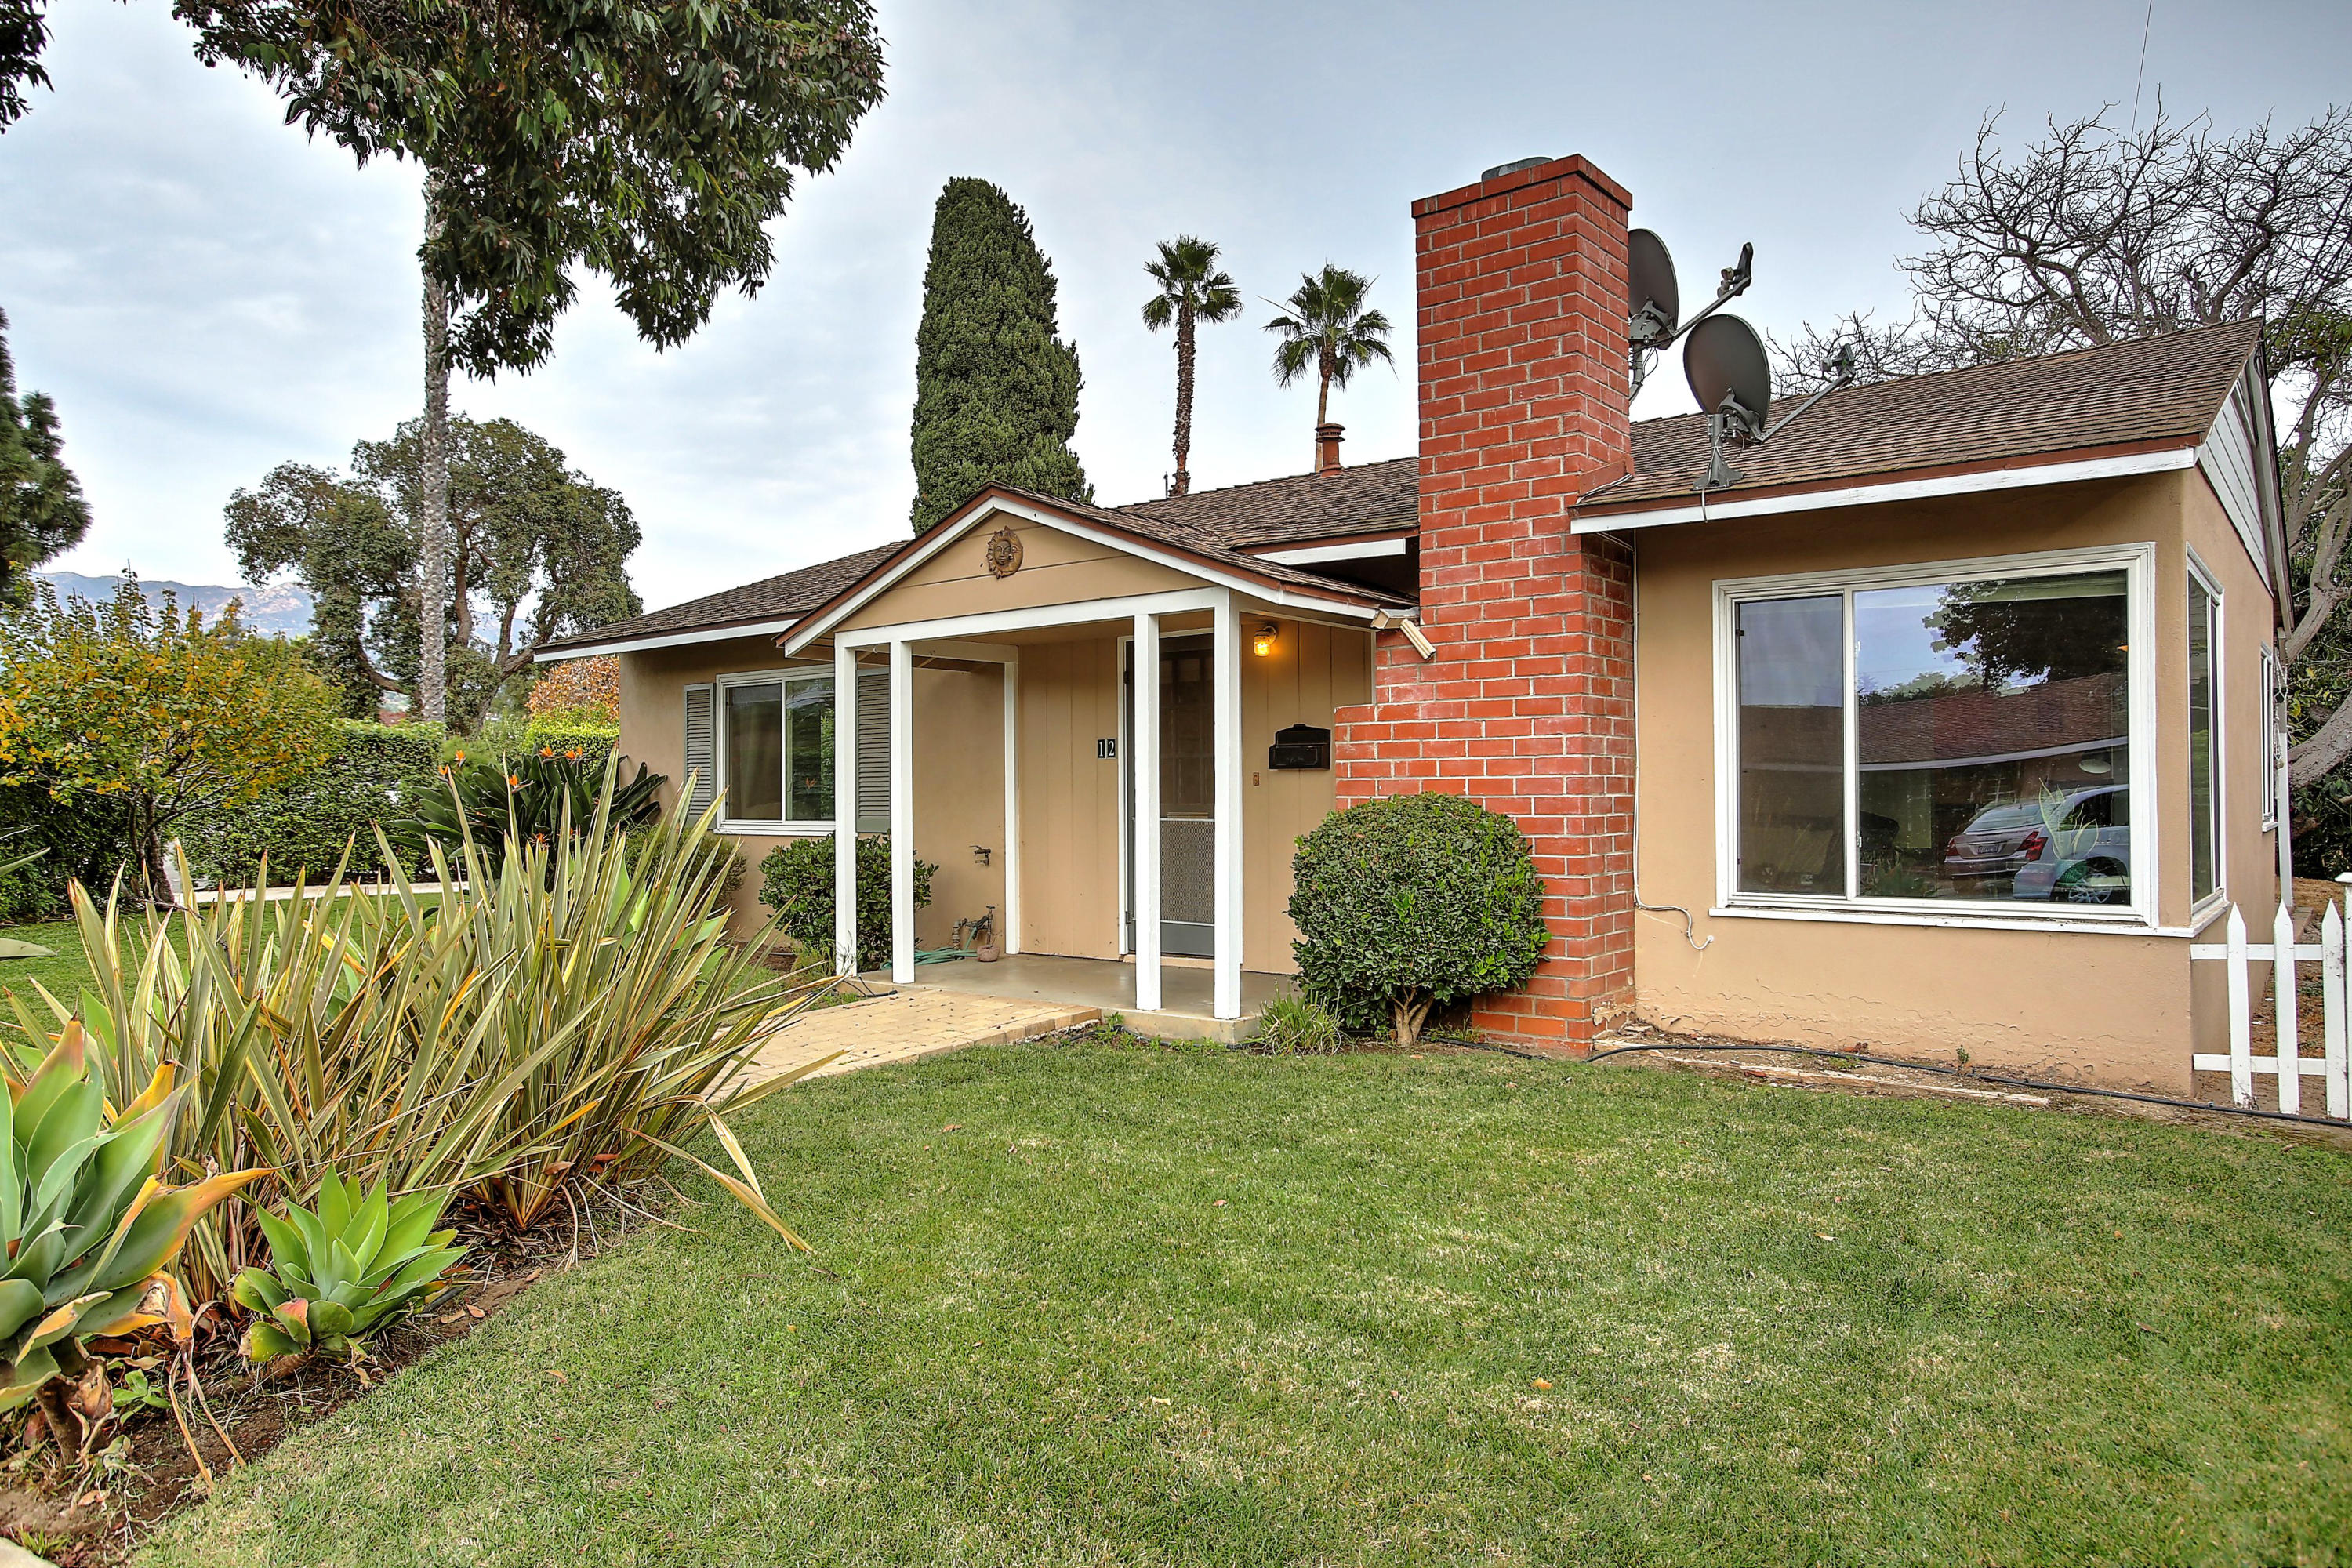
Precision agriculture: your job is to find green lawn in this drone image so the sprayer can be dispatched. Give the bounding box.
[139,1037,2350,1567]
[0,917,98,1007]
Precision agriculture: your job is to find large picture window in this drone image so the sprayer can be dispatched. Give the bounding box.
[719,671,835,826]
[1720,548,2149,920]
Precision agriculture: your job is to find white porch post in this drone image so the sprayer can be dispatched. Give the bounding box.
[1002,652,1022,955]
[889,637,915,985]
[833,641,858,977]
[1212,593,1243,1020]
[1132,612,1162,1012]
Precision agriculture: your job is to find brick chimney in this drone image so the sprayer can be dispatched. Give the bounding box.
[1315,422,1345,475]
[1331,155,1637,1047]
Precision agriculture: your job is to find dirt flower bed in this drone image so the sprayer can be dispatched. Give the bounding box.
[0,1184,681,1567]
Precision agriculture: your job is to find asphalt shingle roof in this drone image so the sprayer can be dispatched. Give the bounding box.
[537,543,902,655]
[1584,319,2260,514]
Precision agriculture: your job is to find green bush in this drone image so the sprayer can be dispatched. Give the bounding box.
[0,779,130,920]
[1287,792,1551,1048]
[395,748,662,876]
[759,834,935,970]
[180,720,445,887]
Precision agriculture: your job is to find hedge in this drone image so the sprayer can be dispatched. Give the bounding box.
[519,721,619,771]
[181,720,447,887]
[0,779,132,923]
[1287,792,1552,1047]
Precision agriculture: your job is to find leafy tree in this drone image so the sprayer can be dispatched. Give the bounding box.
[1142,236,1242,498]
[1773,106,2352,796]
[0,305,89,593]
[528,655,621,726]
[0,575,338,903]
[1264,266,1393,459]
[0,0,49,132]
[175,0,888,722]
[226,416,641,732]
[909,178,1091,532]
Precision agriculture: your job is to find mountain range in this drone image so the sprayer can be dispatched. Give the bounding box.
[34,571,315,637]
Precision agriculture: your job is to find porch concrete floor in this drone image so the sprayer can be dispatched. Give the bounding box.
[887,953,1288,1044]
[740,988,1099,1091]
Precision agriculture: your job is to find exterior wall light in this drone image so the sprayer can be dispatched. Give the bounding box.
[1253,623,1279,658]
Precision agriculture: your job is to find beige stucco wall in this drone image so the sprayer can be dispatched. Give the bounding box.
[1628,468,2278,1092]
[615,633,1006,948]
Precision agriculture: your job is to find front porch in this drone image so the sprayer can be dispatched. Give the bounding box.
[786,495,1387,1025]
[887,953,1295,1043]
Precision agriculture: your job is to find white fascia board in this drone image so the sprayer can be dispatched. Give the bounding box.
[784,495,1385,657]
[1255,536,1410,565]
[1571,447,2199,535]
[533,617,800,662]
[834,587,1225,651]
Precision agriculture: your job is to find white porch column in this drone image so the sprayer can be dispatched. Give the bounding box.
[1002,652,1022,955]
[1212,593,1243,1020]
[889,637,915,985]
[1132,612,1162,1012]
[833,641,858,977]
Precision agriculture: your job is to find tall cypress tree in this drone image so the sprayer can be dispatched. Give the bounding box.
[909,179,1091,533]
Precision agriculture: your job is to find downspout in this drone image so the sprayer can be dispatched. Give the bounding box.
[1614,528,1709,951]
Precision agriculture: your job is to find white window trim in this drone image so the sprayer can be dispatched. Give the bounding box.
[715,664,838,837]
[2187,550,2228,916]
[2259,641,2281,834]
[1711,541,2160,931]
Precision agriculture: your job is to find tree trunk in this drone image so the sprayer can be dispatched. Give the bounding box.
[419,171,452,728]
[1172,296,1195,496]
[1392,992,1435,1050]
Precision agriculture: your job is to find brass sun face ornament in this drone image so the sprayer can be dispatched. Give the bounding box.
[985,525,1025,579]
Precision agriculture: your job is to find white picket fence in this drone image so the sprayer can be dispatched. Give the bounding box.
[2188,898,2352,1119]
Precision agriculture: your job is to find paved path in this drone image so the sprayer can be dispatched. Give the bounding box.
[739,986,1099,1089]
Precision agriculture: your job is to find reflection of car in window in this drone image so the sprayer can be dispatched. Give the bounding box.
[1942,786,2130,905]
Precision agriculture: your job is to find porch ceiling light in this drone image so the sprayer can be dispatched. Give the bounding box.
[1253,623,1278,657]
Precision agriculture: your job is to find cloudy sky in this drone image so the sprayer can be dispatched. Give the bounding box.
[4,1,2347,612]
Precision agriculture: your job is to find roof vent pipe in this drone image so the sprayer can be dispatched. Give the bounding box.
[1315,423,1345,476]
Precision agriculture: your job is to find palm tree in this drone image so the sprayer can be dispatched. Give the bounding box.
[1265,266,1394,462]
[1142,237,1242,498]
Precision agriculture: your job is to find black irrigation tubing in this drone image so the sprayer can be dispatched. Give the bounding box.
[1472,1036,2352,1131]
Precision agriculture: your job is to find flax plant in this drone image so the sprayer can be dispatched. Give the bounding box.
[8,763,833,1303]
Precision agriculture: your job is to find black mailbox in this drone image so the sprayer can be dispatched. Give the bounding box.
[1268,724,1331,771]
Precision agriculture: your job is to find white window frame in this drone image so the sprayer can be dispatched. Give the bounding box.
[2187,550,2227,914]
[2259,641,2281,833]
[1711,541,2158,931]
[715,664,838,837]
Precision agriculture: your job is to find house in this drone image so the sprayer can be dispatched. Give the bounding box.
[536,154,2287,1092]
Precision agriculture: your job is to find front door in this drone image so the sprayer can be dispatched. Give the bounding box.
[1127,633,1217,957]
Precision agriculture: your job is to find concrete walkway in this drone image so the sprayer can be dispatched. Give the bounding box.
[739,986,1099,1089]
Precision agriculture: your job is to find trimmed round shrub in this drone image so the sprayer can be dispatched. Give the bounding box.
[1287,792,1551,1047]
[760,834,935,971]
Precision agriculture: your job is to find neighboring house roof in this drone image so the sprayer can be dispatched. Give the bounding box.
[1741,673,2129,773]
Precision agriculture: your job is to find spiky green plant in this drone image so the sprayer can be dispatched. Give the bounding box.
[0,1022,263,1459]
[7,756,834,1302]
[232,1174,464,1368]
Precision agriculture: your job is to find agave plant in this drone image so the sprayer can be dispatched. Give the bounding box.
[233,1174,465,1369]
[0,1023,263,1459]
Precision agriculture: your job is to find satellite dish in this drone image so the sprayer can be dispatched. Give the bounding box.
[1627,229,1679,347]
[1683,314,1771,440]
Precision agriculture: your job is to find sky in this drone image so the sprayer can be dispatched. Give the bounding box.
[4,0,2348,614]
